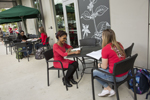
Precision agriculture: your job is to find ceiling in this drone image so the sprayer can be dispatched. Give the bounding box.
[0,0,17,9]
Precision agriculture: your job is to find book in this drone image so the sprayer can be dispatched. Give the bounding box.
[71,47,82,52]
[86,49,102,60]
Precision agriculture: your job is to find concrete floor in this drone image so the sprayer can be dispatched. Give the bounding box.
[0,42,148,100]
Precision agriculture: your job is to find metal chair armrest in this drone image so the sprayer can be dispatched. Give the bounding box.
[92,67,113,76]
[47,60,65,70]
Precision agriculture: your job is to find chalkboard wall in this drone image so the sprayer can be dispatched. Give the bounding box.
[78,0,111,46]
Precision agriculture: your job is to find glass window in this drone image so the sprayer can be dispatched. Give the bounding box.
[33,0,44,28]
[53,0,65,31]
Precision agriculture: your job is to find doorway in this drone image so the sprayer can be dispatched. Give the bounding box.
[63,0,80,47]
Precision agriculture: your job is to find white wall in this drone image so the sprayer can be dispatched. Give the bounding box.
[110,0,149,68]
[41,0,57,46]
[21,0,37,35]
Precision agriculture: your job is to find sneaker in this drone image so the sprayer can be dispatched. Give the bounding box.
[108,89,115,97]
[98,90,110,97]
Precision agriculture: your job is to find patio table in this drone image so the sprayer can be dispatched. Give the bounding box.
[26,39,41,54]
[67,46,101,83]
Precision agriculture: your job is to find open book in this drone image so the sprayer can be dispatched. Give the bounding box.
[27,39,38,42]
[71,47,82,52]
[86,49,102,60]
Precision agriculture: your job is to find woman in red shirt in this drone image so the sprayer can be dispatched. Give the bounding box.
[93,29,128,97]
[53,30,80,87]
[35,27,48,50]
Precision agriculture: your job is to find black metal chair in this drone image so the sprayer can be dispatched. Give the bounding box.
[4,40,10,55]
[80,38,97,46]
[43,49,78,91]
[125,43,134,57]
[15,43,30,62]
[8,41,16,55]
[91,54,138,100]
[3,36,16,55]
[79,38,97,73]
[40,37,51,50]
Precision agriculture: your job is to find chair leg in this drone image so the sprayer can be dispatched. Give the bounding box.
[91,77,95,100]
[18,52,20,62]
[127,80,130,89]
[27,51,29,62]
[132,77,137,100]
[76,70,78,79]
[76,57,79,71]
[28,55,29,62]
[114,85,120,100]
[58,70,60,78]
[47,69,49,86]
[112,85,114,89]
[6,45,8,55]
[11,47,12,55]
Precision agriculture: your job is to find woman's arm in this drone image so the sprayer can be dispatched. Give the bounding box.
[98,58,108,69]
[64,43,73,49]
[54,45,80,57]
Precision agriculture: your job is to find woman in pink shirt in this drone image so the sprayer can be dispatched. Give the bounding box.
[35,27,48,49]
[53,30,80,87]
[93,29,128,97]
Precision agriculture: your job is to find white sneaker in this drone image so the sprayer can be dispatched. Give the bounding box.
[98,90,110,97]
[108,89,115,97]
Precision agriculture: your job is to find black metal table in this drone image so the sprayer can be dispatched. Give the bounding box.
[26,39,40,54]
[67,46,101,83]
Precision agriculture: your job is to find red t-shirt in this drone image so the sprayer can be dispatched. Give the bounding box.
[102,43,128,77]
[39,33,48,45]
[9,28,13,33]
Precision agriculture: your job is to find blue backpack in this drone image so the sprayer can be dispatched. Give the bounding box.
[128,68,150,99]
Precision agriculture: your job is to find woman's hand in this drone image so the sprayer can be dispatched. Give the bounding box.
[67,48,72,53]
[98,63,101,68]
[74,50,80,54]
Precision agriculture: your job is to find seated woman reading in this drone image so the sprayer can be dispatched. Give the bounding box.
[53,30,80,87]
[93,29,128,97]
[35,27,48,50]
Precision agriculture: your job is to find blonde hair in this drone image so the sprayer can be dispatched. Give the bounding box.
[102,29,126,58]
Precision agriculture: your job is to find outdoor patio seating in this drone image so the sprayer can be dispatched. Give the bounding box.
[43,49,78,91]
[91,54,138,100]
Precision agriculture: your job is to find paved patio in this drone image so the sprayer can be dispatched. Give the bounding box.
[0,42,147,100]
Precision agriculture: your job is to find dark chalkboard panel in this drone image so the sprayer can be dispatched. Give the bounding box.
[78,0,111,46]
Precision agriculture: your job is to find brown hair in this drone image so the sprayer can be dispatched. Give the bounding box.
[102,29,126,58]
[39,27,47,35]
[56,30,67,39]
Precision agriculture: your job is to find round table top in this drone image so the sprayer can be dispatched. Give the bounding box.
[67,46,101,58]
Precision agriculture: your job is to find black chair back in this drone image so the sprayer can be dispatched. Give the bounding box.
[125,43,134,57]
[15,43,27,48]
[46,37,50,43]
[80,38,96,46]
[113,54,138,76]
[43,49,53,61]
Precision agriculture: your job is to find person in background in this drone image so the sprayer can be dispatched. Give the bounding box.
[17,30,33,57]
[93,29,128,97]
[8,26,13,35]
[53,30,80,87]
[35,27,48,50]
[0,28,4,44]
